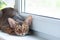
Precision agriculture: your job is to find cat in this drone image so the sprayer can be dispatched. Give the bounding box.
[0,7,32,36]
[8,15,32,36]
[0,11,2,17]
[0,11,2,29]
[0,7,18,34]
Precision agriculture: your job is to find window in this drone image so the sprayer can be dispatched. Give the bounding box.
[3,0,15,8]
[22,0,60,18]
[0,0,15,10]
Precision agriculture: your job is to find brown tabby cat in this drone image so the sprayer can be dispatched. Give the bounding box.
[0,11,2,17]
[8,16,32,36]
[0,7,32,36]
[0,7,17,34]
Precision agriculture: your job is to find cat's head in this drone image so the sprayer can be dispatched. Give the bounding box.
[8,16,32,36]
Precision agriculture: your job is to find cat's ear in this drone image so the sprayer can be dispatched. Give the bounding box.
[8,18,17,28]
[25,15,32,25]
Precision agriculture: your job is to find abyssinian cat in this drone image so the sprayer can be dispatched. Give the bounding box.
[0,7,32,36]
[8,16,32,36]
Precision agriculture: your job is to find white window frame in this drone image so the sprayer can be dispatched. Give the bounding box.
[15,0,25,13]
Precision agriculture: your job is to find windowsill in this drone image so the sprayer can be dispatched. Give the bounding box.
[0,31,45,40]
[20,13,60,39]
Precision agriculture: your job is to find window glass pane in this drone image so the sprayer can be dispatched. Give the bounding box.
[0,0,15,10]
[25,0,60,18]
